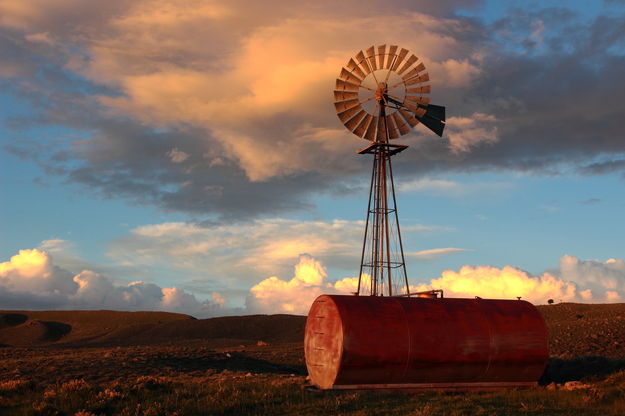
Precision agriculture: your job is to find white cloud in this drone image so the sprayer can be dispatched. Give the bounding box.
[397,176,512,197]
[445,113,498,154]
[38,239,72,253]
[406,247,471,260]
[246,253,625,313]
[0,249,224,317]
[412,265,577,303]
[414,255,625,304]
[398,178,461,193]
[167,147,190,163]
[0,249,77,295]
[3,247,625,315]
[107,218,445,299]
[557,255,625,300]
[245,255,356,314]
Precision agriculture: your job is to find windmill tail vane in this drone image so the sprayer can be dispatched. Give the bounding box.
[333,44,446,297]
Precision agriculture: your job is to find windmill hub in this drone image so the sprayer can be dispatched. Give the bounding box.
[374,83,387,103]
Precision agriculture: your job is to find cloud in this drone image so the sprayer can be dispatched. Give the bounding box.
[412,265,577,303]
[2,1,625,220]
[38,239,72,253]
[444,113,498,154]
[397,176,513,197]
[0,249,224,317]
[580,198,600,205]
[3,248,624,315]
[557,255,625,301]
[245,255,356,314]
[414,255,625,304]
[106,218,444,297]
[247,253,625,314]
[406,247,471,260]
[167,147,190,163]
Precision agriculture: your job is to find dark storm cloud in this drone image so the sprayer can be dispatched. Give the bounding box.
[390,9,625,179]
[2,2,625,219]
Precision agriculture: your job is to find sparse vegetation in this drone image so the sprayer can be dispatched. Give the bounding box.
[1,371,625,415]
[1,304,624,415]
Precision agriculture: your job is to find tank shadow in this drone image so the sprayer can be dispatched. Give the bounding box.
[540,356,625,384]
[150,353,306,375]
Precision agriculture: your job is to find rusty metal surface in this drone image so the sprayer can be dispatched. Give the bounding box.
[305,295,549,390]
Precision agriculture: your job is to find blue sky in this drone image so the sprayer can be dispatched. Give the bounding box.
[1,0,625,316]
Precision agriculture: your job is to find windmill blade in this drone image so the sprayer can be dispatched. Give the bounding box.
[334,90,359,101]
[347,58,366,79]
[402,102,426,117]
[401,62,426,80]
[397,54,418,75]
[405,95,431,106]
[334,98,360,113]
[334,45,446,142]
[399,108,419,128]
[344,110,366,131]
[355,50,371,75]
[364,115,379,140]
[354,113,373,138]
[337,104,363,122]
[385,45,398,69]
[386,114,400,139]
[391,48,409,71]
[391,112,411,135]
[340,68,362,84]
[336,78,360,91]
[366,46,377,71]
[405,73,429,86]
[406,85,431,94]
[415,104,446,137]
[377,44,386,69]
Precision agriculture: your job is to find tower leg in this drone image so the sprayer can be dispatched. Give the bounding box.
[357,143,409,297]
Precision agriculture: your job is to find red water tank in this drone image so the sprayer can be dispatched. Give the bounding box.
[305,295,548,390]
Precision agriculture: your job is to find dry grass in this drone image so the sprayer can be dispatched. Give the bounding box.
[1,371,625,415]
[1,304,625,415]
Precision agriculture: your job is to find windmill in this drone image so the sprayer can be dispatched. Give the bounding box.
[333,44,445,297]
[302,45,548,391]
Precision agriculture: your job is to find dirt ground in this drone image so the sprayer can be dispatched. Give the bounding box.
[1,303,625,387]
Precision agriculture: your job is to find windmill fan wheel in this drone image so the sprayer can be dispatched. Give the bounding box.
[334,44,446,141]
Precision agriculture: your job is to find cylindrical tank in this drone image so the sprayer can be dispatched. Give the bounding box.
[305,295,548,389]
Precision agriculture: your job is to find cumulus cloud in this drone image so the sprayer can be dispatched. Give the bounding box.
[557,255,625,301]
[247,253,625,314]
[3,248,624,315]
[245,255,356,314]
[412,265,577,303]
[445,113,498,154]
[0,249,224,317]
[414,255,625,304]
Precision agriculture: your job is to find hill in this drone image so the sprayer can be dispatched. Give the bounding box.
[1,303,624,358]
[0,310,193,346]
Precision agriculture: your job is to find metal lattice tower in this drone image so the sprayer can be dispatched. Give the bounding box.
[333,44,446,296]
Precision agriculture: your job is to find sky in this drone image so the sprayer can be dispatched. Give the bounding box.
[1,0,625,317]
